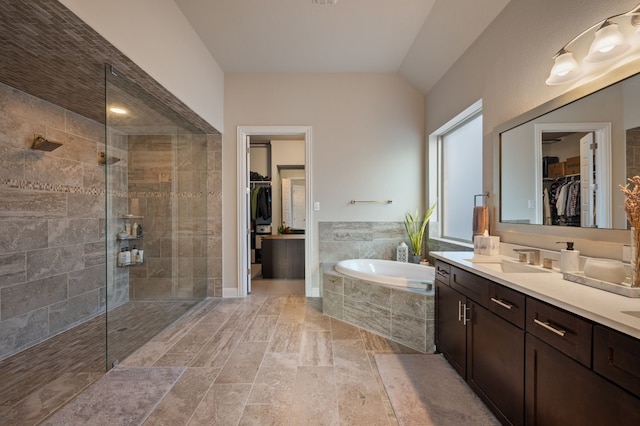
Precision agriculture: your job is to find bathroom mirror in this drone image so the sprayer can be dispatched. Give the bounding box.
[498,69,640,231]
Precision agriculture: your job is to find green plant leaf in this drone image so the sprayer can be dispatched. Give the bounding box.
[404,201,437,255]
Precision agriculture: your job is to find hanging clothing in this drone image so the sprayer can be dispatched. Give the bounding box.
[256,186,271,220]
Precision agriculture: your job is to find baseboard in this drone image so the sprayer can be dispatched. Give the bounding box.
[222,287,239,298]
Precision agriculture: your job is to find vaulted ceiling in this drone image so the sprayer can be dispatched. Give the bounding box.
[175,0,511,93]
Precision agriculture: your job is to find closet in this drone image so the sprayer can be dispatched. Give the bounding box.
[542,131,588,227]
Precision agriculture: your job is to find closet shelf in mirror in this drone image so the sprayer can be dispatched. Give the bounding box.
[544,173,580,181]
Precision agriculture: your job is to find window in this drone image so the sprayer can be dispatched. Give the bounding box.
[429,100,483,243]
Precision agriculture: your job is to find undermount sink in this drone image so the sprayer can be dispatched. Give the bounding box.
[465,258,551,274]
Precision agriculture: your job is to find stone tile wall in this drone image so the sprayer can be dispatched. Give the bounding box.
[125,134,211,300]
[627,128,640,180]
[318,222,406,263]
[207,134,223,297]
[0,82,110,360]
[318,221,468,263]
[322,264,435,353]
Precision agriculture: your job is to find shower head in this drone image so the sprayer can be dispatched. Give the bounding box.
[31,135,62,151]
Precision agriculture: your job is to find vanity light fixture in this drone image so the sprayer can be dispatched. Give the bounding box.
[546,3,640,85]
[312,0,337,4]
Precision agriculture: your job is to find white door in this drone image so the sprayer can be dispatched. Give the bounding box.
[245,134,252,294]
[580,133,595,227]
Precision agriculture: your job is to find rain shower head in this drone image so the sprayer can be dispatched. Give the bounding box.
[31,135,62,151]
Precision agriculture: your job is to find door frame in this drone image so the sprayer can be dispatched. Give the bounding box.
[236,125,313,297]
[534,122,611,228]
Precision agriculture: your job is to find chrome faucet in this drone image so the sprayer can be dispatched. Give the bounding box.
[513,248,541,266]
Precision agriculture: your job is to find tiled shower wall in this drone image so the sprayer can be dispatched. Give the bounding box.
[627,128,640,179]
[0,82,111,360]
[125,134,209,300]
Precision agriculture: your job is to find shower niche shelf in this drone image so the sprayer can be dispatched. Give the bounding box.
[116,215,143,267]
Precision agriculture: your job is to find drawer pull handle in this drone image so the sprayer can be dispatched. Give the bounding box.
[490,297,513,310]
[533,318,566,337]
[436,268,449,278]
[458,300,463,322]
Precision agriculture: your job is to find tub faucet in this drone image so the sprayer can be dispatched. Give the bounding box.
[513,248,540,266]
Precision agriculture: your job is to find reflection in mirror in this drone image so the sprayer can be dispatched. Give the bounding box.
[499,72,640,230]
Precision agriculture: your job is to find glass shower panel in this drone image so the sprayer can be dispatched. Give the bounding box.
[104,66,207,369]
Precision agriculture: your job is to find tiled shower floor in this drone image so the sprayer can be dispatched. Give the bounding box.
[0,300,195,424]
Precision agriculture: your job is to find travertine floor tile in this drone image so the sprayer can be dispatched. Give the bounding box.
[188,383,251,426]
[238,403,291,426]
[268,322,304,353]
[247,352,298,404]
[337,380,390,426]
[299,330,333,366]
[189,330,241,368]
[214,341,268,384]
[243,314,278,342]
[41,367,184,425]
[289,366,339,425]
[143,367,219,425]
[330,317,362,340]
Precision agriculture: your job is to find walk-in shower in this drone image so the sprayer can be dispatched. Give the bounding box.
[104,66,209,368]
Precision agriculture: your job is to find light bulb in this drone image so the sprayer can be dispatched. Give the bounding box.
[584,21,630,63]
[546,51,580,85]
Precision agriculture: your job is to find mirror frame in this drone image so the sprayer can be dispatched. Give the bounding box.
[492,61,640,244]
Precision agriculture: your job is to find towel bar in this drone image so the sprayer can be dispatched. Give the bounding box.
[349,199,393,204]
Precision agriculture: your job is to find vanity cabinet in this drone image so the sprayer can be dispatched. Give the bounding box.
[435,258,640,426]
[435,261,525,425]
[593,325,640,399]
[525,332,640,426]
[262,236,304,279]
[435,280,467,377]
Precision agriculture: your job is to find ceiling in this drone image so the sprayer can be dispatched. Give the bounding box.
[175,0,511,94]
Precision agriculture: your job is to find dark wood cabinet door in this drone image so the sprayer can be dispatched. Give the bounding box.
[436,280,467,378]
[468,302,524,426]
[525,334,640,426]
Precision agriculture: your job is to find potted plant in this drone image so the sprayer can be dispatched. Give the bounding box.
[404,202,437,263]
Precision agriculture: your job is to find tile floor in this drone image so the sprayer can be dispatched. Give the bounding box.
[0,300,196,425]
[42,286,423,425]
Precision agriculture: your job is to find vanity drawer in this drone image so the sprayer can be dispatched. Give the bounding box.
[434,260,451,286]
[451,266,489,305]
[487,283,525,329]
[593,325,640,398]
[526,298,592,367]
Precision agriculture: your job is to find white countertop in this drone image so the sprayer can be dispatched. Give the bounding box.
[431,251,640,340]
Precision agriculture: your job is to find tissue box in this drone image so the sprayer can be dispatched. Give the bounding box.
[474,235,500,256]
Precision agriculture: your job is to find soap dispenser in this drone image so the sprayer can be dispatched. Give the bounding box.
[557,241,579,273]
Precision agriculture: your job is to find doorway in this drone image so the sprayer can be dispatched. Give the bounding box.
[237,126,313,297]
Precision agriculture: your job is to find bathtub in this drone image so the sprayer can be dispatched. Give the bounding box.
[335,258,435,291]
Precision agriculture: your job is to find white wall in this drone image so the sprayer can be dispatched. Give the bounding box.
[426,0,640,258]
[59,0,224,132]
[224,73,425,291]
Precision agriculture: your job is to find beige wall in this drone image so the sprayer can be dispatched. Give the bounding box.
[60,0,224,133]
[426,0,639,258]
[224,73,425,293]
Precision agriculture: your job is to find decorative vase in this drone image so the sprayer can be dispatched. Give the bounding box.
[410,254,421,264]
[632,227,640,288]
